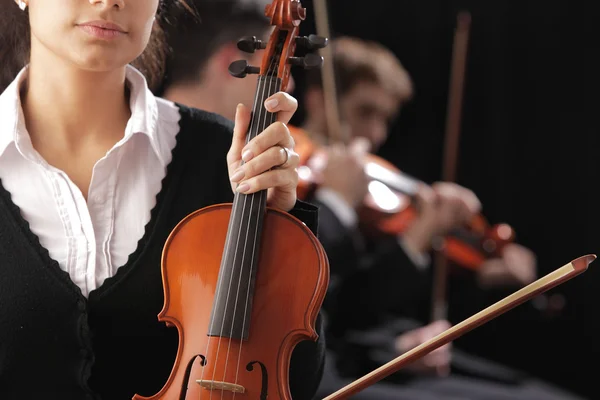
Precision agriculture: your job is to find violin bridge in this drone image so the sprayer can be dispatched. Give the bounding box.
[196,380,246,394]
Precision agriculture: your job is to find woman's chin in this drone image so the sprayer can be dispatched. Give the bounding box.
[69,51,133,73]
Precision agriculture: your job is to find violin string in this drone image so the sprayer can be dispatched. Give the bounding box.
[203,160,250,400]
[221,71,272,396]
[197,166,244,400]
[231,75,279,399]
[208,137,252,399]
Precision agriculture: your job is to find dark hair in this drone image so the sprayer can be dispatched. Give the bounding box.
[0,0,191,94]
[156,0,271,96]
[0,0,31,94]
[304,36,413,104]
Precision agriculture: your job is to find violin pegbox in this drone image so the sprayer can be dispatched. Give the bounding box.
[228,0,328,92]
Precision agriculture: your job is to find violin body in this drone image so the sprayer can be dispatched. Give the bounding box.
[291,125,515,270]
[133,205,327,399]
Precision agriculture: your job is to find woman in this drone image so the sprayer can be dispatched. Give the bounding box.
[0,0,324,399]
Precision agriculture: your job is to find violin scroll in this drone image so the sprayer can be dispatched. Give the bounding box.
[265,0,306,26]
[229,0,326,92]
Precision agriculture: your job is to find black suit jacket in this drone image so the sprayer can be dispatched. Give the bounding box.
[311,197,431,374]
[313,197,527,387]
[312,198,430,320]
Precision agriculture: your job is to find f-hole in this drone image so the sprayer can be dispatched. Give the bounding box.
[180,354,207,400]
[246,361,269,400]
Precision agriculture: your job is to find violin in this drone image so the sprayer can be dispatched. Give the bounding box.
[291,124,515,271]
[134,1,329,398]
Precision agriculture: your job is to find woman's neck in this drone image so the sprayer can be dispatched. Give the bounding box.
[21,52,131,153]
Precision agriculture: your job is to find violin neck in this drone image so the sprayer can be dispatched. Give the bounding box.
[207,75,282,340]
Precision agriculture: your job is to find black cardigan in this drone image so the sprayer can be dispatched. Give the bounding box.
[0,105,325,399]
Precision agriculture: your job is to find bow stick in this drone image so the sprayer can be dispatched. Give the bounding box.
[312,0,347,144]
[431,11,472,321]
[323,254,595,399]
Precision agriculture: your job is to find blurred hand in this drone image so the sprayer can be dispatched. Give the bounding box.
[477,243,537,288]
[319,137,371,208]
[403,182,481,254]
[395,320,452,377]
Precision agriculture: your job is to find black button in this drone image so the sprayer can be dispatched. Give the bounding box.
[80,349,88,357]
[77,301,86,312]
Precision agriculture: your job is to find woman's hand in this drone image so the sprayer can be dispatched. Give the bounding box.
[227,92,300,212]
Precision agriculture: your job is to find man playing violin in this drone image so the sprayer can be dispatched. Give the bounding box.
[301,35,537,294]
[299,36,583,400]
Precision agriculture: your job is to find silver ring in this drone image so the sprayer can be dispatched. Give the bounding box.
[276,145,290,168]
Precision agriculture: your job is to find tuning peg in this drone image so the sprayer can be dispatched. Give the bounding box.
[237,36,267,53]
[295,34,328,50]
[288,53,324,69]
[229,60,260,78]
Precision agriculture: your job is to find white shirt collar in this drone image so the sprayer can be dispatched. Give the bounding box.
[0,64,166,165]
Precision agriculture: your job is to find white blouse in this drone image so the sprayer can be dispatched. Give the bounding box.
[0,65,181,297]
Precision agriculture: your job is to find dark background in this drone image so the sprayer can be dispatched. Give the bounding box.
[289,0,599,398]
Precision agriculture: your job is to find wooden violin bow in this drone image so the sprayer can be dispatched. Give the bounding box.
[324,254,596,399]
[431,11,472,321]
[312,0,347,144]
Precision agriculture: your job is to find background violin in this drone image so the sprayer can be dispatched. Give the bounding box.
[289,1,515,274]
[292,124,516,271]
[134,1,329,399]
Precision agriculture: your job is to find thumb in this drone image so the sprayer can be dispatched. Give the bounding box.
[227,103,252,167]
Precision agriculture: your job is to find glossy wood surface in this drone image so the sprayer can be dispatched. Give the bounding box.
[133,205,328,399]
